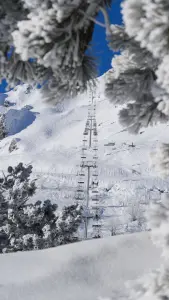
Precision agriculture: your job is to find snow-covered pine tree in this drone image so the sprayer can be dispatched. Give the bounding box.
[0,113,6,140]
[0,163,83,253]
[1,200,83,253]
[0,191,7,226]
[0,163,36,252]
[2,199,59,252]
[56,204,83,245]
[0,191,8,251]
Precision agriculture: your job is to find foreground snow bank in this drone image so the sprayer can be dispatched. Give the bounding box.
[0,232,162,300]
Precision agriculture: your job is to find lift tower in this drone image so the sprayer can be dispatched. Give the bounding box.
[75,91,102,239]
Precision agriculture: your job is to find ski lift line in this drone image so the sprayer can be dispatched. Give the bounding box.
[75,93,102,239]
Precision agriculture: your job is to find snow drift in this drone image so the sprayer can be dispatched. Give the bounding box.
[0,232,162,300]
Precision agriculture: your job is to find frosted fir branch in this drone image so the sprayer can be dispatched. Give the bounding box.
[3,52,51,89]
[129,266,169,300]
[150,82,169,116]
[78,9,106,28]
[122,0,144,41]
[108,25,158,70]
[147,193,169,257]
[119,94,169,134]
[111,50,138,79]
[42,54,97,104]
[0,0,27,45]
[11,0,111,98]
[150,143,169,178]
[156,55,169,95]
[155,96,169,116]
[105,67,155,106]
[122,0,169,60]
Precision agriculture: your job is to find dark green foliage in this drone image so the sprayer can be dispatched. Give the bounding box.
[0,0,112,97]
[0,163,83,253]
[56,204,83,245]
[0,114,6,140]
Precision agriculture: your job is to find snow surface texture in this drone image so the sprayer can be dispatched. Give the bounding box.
[0,232,162,300]
[0,76,169,236]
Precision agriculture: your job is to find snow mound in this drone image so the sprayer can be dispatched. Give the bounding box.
[0,232,162,300]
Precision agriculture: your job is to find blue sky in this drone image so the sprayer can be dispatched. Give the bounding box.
[92,0,123,76]
[0,0,122,92]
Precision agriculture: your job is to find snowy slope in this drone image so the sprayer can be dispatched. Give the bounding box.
[0,76,169,236]
[0,232,162,300]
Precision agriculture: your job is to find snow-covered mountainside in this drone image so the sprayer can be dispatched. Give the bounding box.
[0,75,168,236]
[0,232,162,300]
